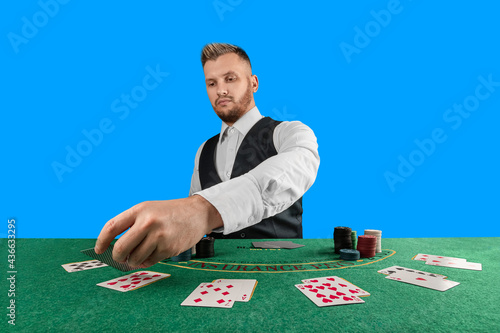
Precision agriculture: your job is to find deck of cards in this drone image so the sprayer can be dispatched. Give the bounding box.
[295,276,369,307]
[413,253,483,271]
[181,279,258,308]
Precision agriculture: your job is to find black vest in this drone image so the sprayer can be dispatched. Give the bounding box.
[200,117,303,239]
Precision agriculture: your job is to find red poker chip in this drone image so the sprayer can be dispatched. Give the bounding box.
[356,246,377,251]
[358,243,377,247]
[357,242,376,246]
[358,235,377,239]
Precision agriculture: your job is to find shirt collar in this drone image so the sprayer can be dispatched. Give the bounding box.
[219,106,263,144]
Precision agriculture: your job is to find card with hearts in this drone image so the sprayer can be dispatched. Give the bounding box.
[413,254,467,262]
[385,270,460,291]
[425,259,482,271]
[295,283,365,307]
[96,271,170,292]
[377,266,447,279]
[301,276,370,297]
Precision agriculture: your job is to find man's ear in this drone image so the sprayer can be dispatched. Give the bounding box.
[251,74,259,92]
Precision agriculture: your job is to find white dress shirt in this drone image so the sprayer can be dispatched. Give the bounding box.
[189,106,320,235]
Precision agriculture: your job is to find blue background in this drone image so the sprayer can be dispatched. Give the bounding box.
[2,1,499,239]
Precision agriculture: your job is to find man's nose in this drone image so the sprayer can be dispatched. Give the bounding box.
[217,83,228,96]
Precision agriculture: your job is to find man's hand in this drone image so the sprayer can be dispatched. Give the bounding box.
[94,195,223,268]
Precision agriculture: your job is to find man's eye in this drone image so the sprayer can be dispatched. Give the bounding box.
[208,82,215,86]
[227,77,235,81]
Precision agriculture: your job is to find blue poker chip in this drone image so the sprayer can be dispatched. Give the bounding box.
[339,249,360,261]
[171,248,192,262]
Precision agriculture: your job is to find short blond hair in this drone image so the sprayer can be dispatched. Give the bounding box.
[201,43,252,69]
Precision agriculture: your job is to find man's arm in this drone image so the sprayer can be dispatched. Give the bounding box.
[94,195,222,268]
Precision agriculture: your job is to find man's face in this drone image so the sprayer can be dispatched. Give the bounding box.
[203,53,258,126]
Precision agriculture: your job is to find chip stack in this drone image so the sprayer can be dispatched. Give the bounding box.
[340,249,360,261]
[351,230,357,250]
[195,236,215,258]
[171,248,192,262]
[333,226,352,254]
[356,235,377,258]
[364,229,382,253]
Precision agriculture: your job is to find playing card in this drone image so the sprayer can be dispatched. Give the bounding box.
[377,266,447,279]
[295,284,365,307]
[385,270,460,291]
[213,279,257,302]
[301,276,370,297]
[425,259,482,271]
[181,282,242,308]
[252,241,305,249]
[62,260,108,273]
[81,245,135,272]
[252,241,281,249]
[413,253,467,263]
[97,271,170,292]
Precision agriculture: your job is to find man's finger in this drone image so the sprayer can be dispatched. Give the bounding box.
[127,236,157,268]
[139,248,168,269]
[94,205,139,254]
[114,226,153,265]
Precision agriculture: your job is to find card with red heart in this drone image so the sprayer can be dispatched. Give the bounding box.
[413,253,466,262]
[425,259,482,271]
[385,270,460,291]
[96,271,170,292]
[295,283,365,307]
[301,276,370,297]
[377,266,447,279]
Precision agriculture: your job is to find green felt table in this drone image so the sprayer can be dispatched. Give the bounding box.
[2,238,499,332]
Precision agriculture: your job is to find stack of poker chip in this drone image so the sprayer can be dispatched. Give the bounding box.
[356,235,377,258]
[333,226,352,254]
[171,248,192,262]
[195,236,215,258]
[364,229,382,253]
[351,230,357,250]
[340,249,360,261]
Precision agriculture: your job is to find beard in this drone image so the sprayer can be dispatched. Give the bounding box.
[213,79,253,124]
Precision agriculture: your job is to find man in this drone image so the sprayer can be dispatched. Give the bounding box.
[95,43,319,268]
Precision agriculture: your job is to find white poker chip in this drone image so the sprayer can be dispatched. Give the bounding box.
[364,229,382,253]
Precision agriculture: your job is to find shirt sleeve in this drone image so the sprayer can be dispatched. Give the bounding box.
[188,141,206,197]
[193,121,320,235]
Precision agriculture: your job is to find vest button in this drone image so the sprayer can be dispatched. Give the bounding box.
[240,233,246,238]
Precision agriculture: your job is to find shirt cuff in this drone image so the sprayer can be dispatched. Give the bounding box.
[193,174,264,235]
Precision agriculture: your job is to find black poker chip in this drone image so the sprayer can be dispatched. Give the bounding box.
[334,226,353,254]
[196,236,215,258]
